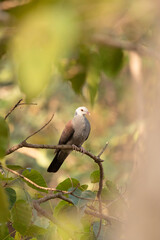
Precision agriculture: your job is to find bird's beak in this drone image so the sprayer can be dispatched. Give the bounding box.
[87,111,90,116]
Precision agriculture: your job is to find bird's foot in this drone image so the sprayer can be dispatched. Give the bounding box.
[72,145,85,154]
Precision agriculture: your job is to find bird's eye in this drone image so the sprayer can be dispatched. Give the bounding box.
[81,109,84,111]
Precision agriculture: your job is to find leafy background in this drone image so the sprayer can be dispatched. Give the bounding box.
[0,0,159,239]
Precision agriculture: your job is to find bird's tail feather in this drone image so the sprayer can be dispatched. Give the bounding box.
[47,151,70,172]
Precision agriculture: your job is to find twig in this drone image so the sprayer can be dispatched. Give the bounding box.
[4,166,69,194]
[92,34,160,61]
[97,142,109,157]
[24,113,54,141]
[4,99,37,120]
[5,99,23,120]
[85,209,124,224]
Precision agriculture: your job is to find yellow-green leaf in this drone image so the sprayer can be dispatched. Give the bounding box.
[0,116,10,159]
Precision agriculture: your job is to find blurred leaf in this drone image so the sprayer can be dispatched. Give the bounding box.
[99,46,124,77]
[11,200,32,235]
[54,200,71,217]
[90,170,100,183]
[86,65,100,105]
[80,184,88,191]
[5,187,16,209]
[61,45,89,94]
[56,178,79,191]
[93,221,106,240]
[69,189,96,207]
[0,185,9,223]
[15,231,21,240]
[22,169,48,193]
[0,172,14,181]
[7,164,24,170]
[0,223,9,240]
[25,225,47,237]
[69,188,82,205]
[10,5,79,100]
[0,116,10,159]
[102,180,119,201]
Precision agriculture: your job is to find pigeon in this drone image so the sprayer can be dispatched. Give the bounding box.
[47,106,91,172]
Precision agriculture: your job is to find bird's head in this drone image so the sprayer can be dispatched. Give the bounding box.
[75,106,90,116]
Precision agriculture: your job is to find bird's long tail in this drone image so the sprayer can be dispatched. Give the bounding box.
[47,150,70,172]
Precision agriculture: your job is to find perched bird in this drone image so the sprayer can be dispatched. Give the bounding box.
[47,106,91,172]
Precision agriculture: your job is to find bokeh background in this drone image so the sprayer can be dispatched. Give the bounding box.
[0,0,160,239]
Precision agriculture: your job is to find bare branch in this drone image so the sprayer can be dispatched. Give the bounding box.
[6,142,104,164]
[85,209,124,224]
[24,113,54,141]
[97,141,109,157]
[4,99,37,120]
[5,99,23,120]
[34,192,73,205]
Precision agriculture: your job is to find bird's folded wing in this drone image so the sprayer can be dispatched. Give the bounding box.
[59,120,75,145]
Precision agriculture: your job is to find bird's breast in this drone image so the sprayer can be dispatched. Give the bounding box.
[70,116,90,146]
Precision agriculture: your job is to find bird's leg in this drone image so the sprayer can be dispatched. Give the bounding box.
[72,145,85,154]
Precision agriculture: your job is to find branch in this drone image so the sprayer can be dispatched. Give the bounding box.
[5,99,23,120]
[4,99,37,120]
[85,209,124,224]
[24,113,54,141]
[96,142,108,238]
[4,166,70,194]
[6,142,103,164]
[92,34,160,61]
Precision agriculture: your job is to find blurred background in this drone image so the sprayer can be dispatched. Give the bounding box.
[0,0,160,239]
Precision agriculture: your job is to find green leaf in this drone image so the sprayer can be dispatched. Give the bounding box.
[62,45,89,94]
[69,188,82,205]
[0,172,14,181]
[22,169,48,193]
[80,184,88,191]
[101,180,119,201]
[0,223,9,240]
[7,164,23,170]
[99,46,124,77]
[69,189,96,207]
[15,231,22,240]
[10,6,79,100]
[26,225,47,237]
[0,116,10,159]
[0,184,9,223]
[5,187,16,209]
[86,66,100,105]
[11,200,32,235]
[56,178,79,191]
[93,221,105,240]
[54,200,72,217]
[90,170,100,183]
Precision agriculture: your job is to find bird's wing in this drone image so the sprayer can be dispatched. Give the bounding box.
[58,120,75,145]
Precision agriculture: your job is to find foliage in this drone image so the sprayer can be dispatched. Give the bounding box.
[0,0,156,239]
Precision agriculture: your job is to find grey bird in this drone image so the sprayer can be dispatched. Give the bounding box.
[47,106,91,172]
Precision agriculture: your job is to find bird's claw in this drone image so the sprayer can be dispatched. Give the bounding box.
[72,145,85,153]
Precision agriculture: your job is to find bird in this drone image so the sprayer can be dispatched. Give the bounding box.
[47,106,91,172]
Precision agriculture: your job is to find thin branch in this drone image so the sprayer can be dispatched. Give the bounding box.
[4,166,69,194]
[4,99,37,120]
[34,193,73,205]
[24,113,54,141]
[5,99,23,120]
[97,141,109,157]
[85,209,124,224]
[92,34,160,61]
